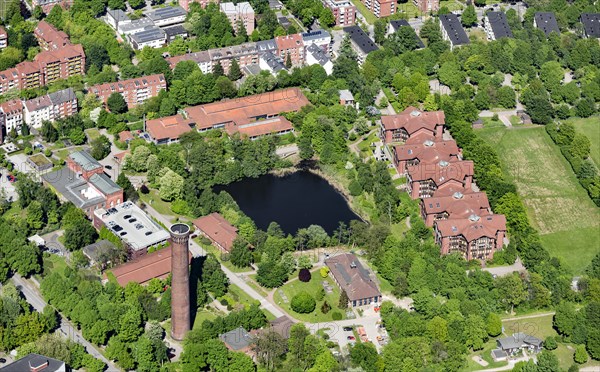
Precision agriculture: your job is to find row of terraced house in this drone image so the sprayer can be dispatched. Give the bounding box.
[380,107,507,261]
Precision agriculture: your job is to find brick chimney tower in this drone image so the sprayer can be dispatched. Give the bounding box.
[169,223,191,341]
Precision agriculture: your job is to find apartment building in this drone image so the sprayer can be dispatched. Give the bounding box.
[380,107,445,144]
[434,214,506,260]
[414,0,439,14]
[179,0,217,10]
[301,29,331,52]
[89,74,167,109]
[322,0,356,26]
[0,44,85,92]
[343,26,378,65]
[484,11,513,40]
[32,0,73,13]
[439,14,470,50]
[23,88,78,128]
[0,26,7,49]
[128,26,167,50]
[220,2,255,36]
[581,13,600,38]
[406,159,474,199]
[533,12,560,37]
[275,34,304,66]
[306,44,333,75]
[34,21,71,51]
[387,20,425,48]
[420,191,491,227]
[359,0,395,18]
[168,43,260,75]
[145,6,187,27]
[0,100,23,133]
[392,138,461,175]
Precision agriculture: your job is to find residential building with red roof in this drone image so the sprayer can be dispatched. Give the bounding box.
[392,138,461,175]
[145,114,195,144]
[23,88,77,128]
[33,0,73,13]
[275,34,304,66]
[325,253,382,307]
[420,191,491,227]
[193,213,239,252]
[34,21,71,51]
[406,159,474,199]
[225,116,294,140]
[380,107,445,143]
[434,214,507,260]
[0,100,24,133]
[178,0,217,10]
[89,74,167,109]
[119,130,134,142]
[0,26,7,49]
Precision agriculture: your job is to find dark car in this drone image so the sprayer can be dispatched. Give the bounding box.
[105,165,112,170]
[347,336,355,340]
[0,358,6,363]
[343,327,353,331]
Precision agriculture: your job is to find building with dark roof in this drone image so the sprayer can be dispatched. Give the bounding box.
[325,253,382,307]
[128,26,167,50]
[496,333,543,355]
[259,51,287,75]
[0,353,67,372]
[387,20,425,48]
[306,44,333,75]
[219,327,255,354]
[343,26,379,65]
[484,11,513,40]
[82,239,118,266]
[439,14,469,50]
[581,13,600,38]
[534,12,560,36]
[23,88,78,128]
[106,9,129,29]
[144,5,187,27]
[164,25,189,41]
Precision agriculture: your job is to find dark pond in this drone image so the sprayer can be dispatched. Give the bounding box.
[215,170,361,235]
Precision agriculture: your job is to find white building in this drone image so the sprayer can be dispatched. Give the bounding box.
[145,6,187,27]
[106,9,129,30]
[306,44,333,75]
[118,18,155,36]
[301,29,331,52]
[259,51,286,76]
[23,88,77,128]
[128,26,167,50]
[0,100,23,133]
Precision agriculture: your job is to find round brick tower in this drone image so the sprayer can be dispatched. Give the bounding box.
[169,223,191,341]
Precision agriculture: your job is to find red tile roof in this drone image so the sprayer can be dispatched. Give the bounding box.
[432,184,473,198]
[107,246,191,286]
[89,74,166,100]
[146,114,194,141]
[407,159,474,184]
[119,131,134,142]
[225,116,293,138]
[422,191,491,218]
[34,44,85,66]
[34,20,71,49]
[275,34,303,50]
[325,253,381,302]
[0,26,7,38]
[381,106,445,134]
[393,139,460,164]
[435,214,507,242]
[0,99,23,114]
[185,88,309,130]
[193,213,238,252]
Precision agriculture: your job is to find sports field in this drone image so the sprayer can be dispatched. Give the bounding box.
[566,116,600,166]
[477,126,600,274]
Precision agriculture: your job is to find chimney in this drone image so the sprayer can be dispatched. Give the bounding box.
[29,359,49,372]
[170,223,191,341]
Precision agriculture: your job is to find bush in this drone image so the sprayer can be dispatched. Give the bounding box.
[140,184,150,194]
[171,199,189,215]
[544,336,557,350]
[331,311,342,320]
[321,301,331,314]
[220,299,229,307]
[291,292,316,314]
[299,268,311,282]
[320,267,330,278]
[492,113,499,121]
[316,288,325,301]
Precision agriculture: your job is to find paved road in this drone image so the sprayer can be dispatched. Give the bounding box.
[140,201,285,319]
[275,144,298,158]
[481,258,526,277]
[11,274,120,371]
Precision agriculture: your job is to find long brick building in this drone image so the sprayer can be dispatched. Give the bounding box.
[88,74,167,109]
[380,106,445,143]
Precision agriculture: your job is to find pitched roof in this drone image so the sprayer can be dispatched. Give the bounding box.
[381,107,445,134]
[108,246,191,286]
[24,94,52,111]
[422,191,491,218]
[119,130,134,141]
[185,88,309,130]
[275,34,303,50]
[486,11,513,39]
[269,316,294,339]
[129,26,166,44]
[145,114,194,141]
[0,99,23,114]
[389,20,425,48]
[82,239,117,262]
[167,51,211,68]
[497,333,543,350]
[432,184,473,198]
[33,44,85,66]
[0,26,6,38]
[306,43,331,66]
[393,139,460,165]
[226,116,293,138]
[343,25,379,54]
[89,74,165,97]
[534,12,560,36]
[48,87,76,105]
[68,150,102,172]
[193,213,238,252]
[440,14,469,46]
[34,20,71,49]
[325,253,381,302]
[407,159,474,184]
[144,5,187,22]
[219,327,254,350]
[581,13,600,38]
[89,173,122,195]
[435,213,507,242]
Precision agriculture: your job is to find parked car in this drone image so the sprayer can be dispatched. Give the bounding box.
[343,327,353,331]
[0,358,6,363]
[346,336,355,340]
[105,165,112,170]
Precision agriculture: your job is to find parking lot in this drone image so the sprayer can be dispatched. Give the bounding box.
[0,168,19,201]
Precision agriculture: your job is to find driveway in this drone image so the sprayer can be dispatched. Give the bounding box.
[307,313,383,353]
[479,110,515,127]
[0,168,18,201]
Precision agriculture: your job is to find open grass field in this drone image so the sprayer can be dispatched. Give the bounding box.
[273,272,344,322]
[567,116,600,166]
[349,0,378,24]
[477,126,600,274]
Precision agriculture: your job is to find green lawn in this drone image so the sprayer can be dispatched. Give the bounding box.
[245,275,269,298]
[349,0,377,24]
[196,238,251,274]
[567,116,600,166]
[192,308,221,329]
[85,128,101,141]
[477,126,600,274]
[502,314,556,340]
[41,253,69,277]
[139,189,177,217]
[219,283,260,310]
[273,273,345,322]
[440,0,464,12]
[464,340,509,371]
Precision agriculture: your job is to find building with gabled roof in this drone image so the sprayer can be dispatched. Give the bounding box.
[343,26,378,65]
[305,44,333,75]
[144,5,187,27]
[219,327,255,354]
[534,12,560,36]
[392,138,461,175]
[89,74,167,109]
[434,213,506,260]
[128,26,167,50]
[145,114,195,144]
[0,99,23,133]
[380,107,445,144]
[439,14,469,50]
[24,87,78,128]
[325,253,381,307]
[581,13,600,38]
[34,21,71,51]
[275,34,304,66]
[193,213,239,252]
[387,20,425,48]
[420,191,491,227]
[484,11,513,40]
[406,159,474,199]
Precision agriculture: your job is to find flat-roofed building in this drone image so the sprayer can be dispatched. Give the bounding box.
[301,29,331,52]
[322,0,356,26]
[439,14,469,50]
[145,114,195,144]
[434,213,506,260]
[118,18,155,35]
[406,159,474,199]
[93,201,171,258]
[325,253,382,307]
[221,2,255,35]
[165,25,189,41]
[24,88,78,128]
[343,26,378,65]
[128,26,167,50]
[193,213,239,252]
[89,74,167,109]
[0,353,67,372]
[420,191,491,227]
[534,12,560,36]
[34,21,71,51]
[380,107,445,143]
[484,11,513,40]
[581,13,600,38]
[145,6,187,27]
[414,0,438,13]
